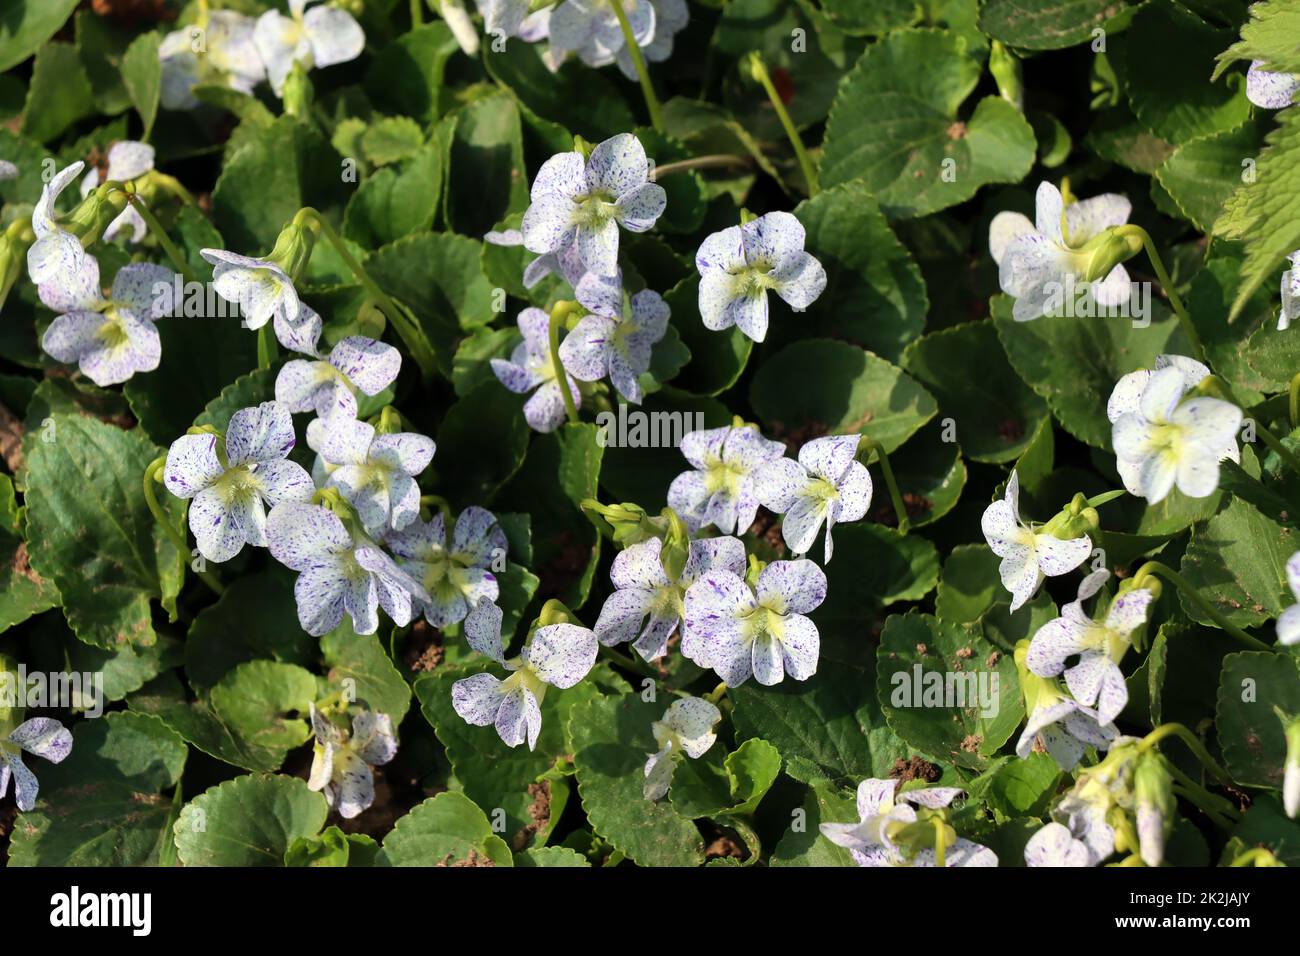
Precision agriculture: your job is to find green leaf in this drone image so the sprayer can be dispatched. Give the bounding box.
[433,381,530,504]
[1155,117,1268,233]
[343,142,444,247]
[1179,496,1293,630]
[967,753,1061,817]
[415,666,599,842]
[978,0,1125,50]
[193,84,275,126]
[750,339,937,454]
[443,92,529,239]
[361,115,425,166]
[129,692,291,773]
[820,29,1035,218]
[175,774,329,867]
[902,320,1048,462]
[24,416,182,650]
[285,826,378,867]
[364,23,460,124]
[1122,1,1250,146]
[20,41,94,143]
[1216,0,1300,76]
[662,276,753,398]
[74,10,133,116]
[1216,652,1300,789]
[209,661,317,756]
[0,0,79,72]
[1230,794,1300,865]
[380,791,513,866]
[7,712,187,866]
[0,473,58,631]
[788,181,928,362]
[876,611,1024,769]
[670,737,783,819]
[992,294,1188,448]
[120,30,161,140]
[936,544,1002,625]
[192,368,277,433]
[770,782,859,866]
[569,693,705,866]
[212,115,348,252]
[483,42,636,142]
[514,845,591,866]
[880,417,968,528]
[367,232,496,341]
[321,622,412,723]
[731,657,906,784]
[1216,107,1300,320]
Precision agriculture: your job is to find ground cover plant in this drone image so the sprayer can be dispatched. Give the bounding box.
[0,0,1297,870]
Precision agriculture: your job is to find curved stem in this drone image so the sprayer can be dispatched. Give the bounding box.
[1084,489,1127,508]
[257,323,277,369]
[704,681,728,705]
[1290,372,1300,430]
[610,0,663,132]
[294,208,436,380]
[1139,722,1235,788]
[1116,225,1203,362]
[549,300,582,425]
[747,52,819,196]
[931,817,947,869]
[143,457,225,596]
[650,154,752,180]
[1131,561,1270,651]
[598,644,658,680]
[126,194,194,284]
[1230,847,1281,867]
[858,435,909,535]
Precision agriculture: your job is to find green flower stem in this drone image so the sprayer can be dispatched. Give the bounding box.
[151,172,197,207]
[747,52,819,197]
[704,681,728,705]
[931,817,947,869]
[1138,722,1236,789]
[1084,489,1127,508]
[411,0,423,25]
[549,300,584,424]
[610,0,663,132]
[1229,847,1282,867]
[599,644,658,680]
[293,208,437,380]
[1290,372,1300,429]
[1130,561,1270,652]
[1116,225,1204,361]
[1163,760,1240,829]
[858,435,909,535]
[125,193,196,285]
[1204,376,1300,483]
[257,323,278,369]
[650,154,752,180]
[143,456,225,596]
[419,494,453,526]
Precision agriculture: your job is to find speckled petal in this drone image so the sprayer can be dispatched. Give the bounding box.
[586,133,649,197]
[776,612,819,681]
[464,597,507,663]
[452,673,506,727]
[522,193,578,256]
[225,401,296,467]
[164,433,224,499]
[266,502,352,571]
[9,718,72,763]
[526,623,598,688]
[614,182,666,233]
[756,559,826,615]
[292,562,350,636]
[577,217,620,277]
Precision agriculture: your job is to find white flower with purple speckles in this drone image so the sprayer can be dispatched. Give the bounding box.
[450,599,598,750]
[315,416,435,534]
[681,559,824,687]
[200,247,304,334]
[596,534,745,661]
[386,507,507,629]
[39,257,174,387]
[26,161,87,287]
[484,229,624,314]
[695,211,827,344]
[79,141,154,244]
[1026,570,1153,726]
[476,0,533,37]
[253,0,365,96]
[644,696,721,801]
[1016,688,1116,772]
[276,335,400,416]
[559,289,668,403]
[164,401,314,563]
[980,470,1091,612]
[615,0,688,80]
[308,705,397,819]
[1276,552,1300,646]
[547,0,655,71]
[266,501,428,636]
[1278,251,1300,331]
[1108,361,1241,503]
[753,434,872,562]
[490,307,582,433]
[1023,821,1092,867]
[160,11,265,111]
[819,779,997,867]
[989,181,1132,322]
[521,133,666,278]
[667,424,786,535]
[1246,60,1299,109]
[0,717,72,812]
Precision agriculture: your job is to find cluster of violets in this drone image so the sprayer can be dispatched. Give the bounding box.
[2,34,1295,855]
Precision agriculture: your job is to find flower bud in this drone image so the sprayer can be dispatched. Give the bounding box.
[989,41,1024,110]
[580,499,664,545]
[64,184,131,246]
[283,61,315,118]
[1082,229,1142,283]
[267,219,318,283]
[1134,752,1175,866]
[1278,708,1300,819]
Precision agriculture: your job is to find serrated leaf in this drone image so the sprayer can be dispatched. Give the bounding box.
[209,661,317,755]
[876,611,1024,768]
[24,416,183,650]
[320,622,412,723]
[1155,118,1268,233]
[979,0,1126,50]
[175,774,328,867]
[1216,652,1300,789]
[361,115,425,166]
[1179,496,1294,629]
[380,791,513,866]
